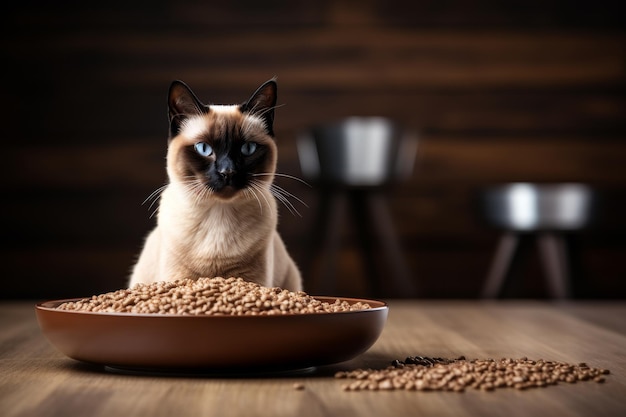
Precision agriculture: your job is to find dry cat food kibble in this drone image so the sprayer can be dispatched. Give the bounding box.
[335,356,610,392]
[56,277,371,315]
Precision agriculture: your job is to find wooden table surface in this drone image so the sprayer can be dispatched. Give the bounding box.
[1,300,625,417]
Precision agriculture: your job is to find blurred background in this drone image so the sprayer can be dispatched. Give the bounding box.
[2,0,625,300]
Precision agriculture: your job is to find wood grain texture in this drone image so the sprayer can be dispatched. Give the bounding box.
[1,301,625,417]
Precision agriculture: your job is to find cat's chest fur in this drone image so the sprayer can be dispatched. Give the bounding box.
[158,183,275,261]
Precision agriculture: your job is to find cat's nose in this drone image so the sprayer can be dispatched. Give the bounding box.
[218,167,235,181]
[215,157,236,183]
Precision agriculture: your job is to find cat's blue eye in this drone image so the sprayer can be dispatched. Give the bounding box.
[241,142,257,156]
[194,142,213,157]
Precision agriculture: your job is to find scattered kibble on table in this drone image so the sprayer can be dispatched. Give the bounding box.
[335,356,610,392]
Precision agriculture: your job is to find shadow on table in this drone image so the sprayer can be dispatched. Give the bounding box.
[63,352,395,379]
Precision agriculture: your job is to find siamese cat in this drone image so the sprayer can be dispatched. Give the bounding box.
[129,79,302,291]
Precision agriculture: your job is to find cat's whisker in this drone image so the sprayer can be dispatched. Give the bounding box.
[243,187,264,214]
[181,178,214,207]
[273,191,299,217]
[249,172,308,217]
[142,184,168,206]
[142,184,170,219]
[184,183,199,205]
[252,172,311,188]
[147,192,165,212]
[250,182,272,211]
[196,184,214,206]
[271,184,308,209]
[200,188,214,206]
[248,180,273,214]
[269,184,303,217]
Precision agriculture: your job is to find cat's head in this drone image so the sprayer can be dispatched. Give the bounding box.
[166,79,278,202]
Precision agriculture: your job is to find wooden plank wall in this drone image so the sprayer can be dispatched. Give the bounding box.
[2,1,625,299]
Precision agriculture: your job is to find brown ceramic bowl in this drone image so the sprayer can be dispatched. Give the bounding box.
[36,296,387,372]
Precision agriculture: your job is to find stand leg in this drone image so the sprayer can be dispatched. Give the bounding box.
[349,191,383,296]
[367,193,417,297]
[318,192,346,295]
[482,233,519,298]
[538,232,571,299]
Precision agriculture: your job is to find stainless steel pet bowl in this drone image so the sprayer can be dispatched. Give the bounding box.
[481,183,594,231]
[296,117,418,187]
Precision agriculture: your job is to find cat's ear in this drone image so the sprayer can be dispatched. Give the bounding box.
[168,80,206,137]
[241,79,277,137]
